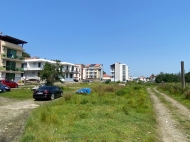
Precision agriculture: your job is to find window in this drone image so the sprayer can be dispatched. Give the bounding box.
[70,74,73,78]
[38,63,41,68]
[66,73,68,78]
[71,66,74,71]
[6,73,15,81]
[7,49,17,58]
[66,66,69,70]
[6,61,16,71]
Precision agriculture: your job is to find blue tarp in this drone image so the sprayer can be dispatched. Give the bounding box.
[76,88,91,94]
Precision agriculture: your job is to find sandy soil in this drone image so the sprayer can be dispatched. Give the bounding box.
[147,88,190,142]
[0,97,47,142]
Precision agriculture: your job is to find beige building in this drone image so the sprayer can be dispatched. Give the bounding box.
[74,64,85,81]
[83,64,103,81]
[0,35,27,82]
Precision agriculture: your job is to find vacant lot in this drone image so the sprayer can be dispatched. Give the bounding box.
[1,84,190,142]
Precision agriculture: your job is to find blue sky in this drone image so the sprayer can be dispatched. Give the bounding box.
[1,0,190,77]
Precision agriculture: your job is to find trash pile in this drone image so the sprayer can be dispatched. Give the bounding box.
[76,88,91,94]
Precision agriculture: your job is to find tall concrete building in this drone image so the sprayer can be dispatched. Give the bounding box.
[110,62,129,82]
[0,35,27,82]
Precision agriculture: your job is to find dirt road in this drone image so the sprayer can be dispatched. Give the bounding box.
[147,88,190,142]
[0,97,46,142]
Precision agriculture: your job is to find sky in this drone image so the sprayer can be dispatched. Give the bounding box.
[1,0,190,77]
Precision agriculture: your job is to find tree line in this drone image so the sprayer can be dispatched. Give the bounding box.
[155,72,190,83]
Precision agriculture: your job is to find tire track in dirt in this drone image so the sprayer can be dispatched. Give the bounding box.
[147,88,188,142]
[153,88,190,120]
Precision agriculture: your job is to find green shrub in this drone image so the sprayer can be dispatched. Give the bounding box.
[115,89,126,96]
[80,99,88,104]
[105,79,110,84]
[184,90,190,99]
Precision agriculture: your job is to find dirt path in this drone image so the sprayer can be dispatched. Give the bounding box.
[0,97,47,142]
[147,88,190,142]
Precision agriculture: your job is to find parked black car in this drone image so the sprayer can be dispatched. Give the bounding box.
[0,83,11,91]
[33,86,63,100]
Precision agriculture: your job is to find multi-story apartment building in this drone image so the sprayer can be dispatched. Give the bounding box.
[74,64,85,81]
[0,35,27,82]
[83,64,103,81]
[110,62,129,82]
[23,58,79,82]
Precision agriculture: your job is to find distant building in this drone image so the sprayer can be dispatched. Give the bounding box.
[74,64,85,81]
[0,35,27,82]
[83,64,103,81]
[102,74,111,81]
[23,58,79,82]
[129,76,133,81]
[110,62,129,82]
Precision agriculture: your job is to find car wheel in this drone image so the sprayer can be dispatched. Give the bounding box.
[51,94,55,100]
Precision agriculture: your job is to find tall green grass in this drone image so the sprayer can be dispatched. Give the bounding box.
[0,88,33,100]
[157,83,190,108]
[20,83,158,142]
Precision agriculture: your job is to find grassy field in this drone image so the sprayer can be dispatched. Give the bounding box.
[0,88,33,100]
[157,83,190,109]
[18,82,159,142]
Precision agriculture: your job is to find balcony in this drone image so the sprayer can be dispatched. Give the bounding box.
[1,53,24,62]
[23,67,43,71]
[64,70,79,74]
[2,41,24,51]
[0,66,24,73]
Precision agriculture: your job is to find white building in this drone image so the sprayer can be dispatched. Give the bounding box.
[110,62,129,82]
[23,58,79,82]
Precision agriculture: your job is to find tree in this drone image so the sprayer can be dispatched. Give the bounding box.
[22,51,31,58]
[155,72,181,83]
[103,71,106,74]
[39,60,64,85]
[185,71,190,83]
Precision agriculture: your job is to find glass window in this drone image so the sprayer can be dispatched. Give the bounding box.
[6,73,15,81]
[38,63,41,67]
[70,74,73,78]
[7,49,17,58]
[6,61,16,71]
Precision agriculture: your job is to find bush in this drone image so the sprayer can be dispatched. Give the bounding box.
[115,89,126,96]
[184,90,190,99]
[105,79,111,84]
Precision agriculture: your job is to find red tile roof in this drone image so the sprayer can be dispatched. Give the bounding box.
[103,74,110,77]
[95,64,100,67]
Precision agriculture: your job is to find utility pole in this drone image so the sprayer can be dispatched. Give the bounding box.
[181,61,185,89]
